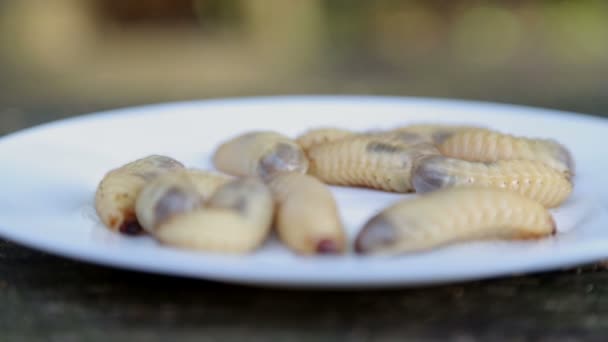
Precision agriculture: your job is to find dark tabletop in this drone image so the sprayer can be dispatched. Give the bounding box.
[3,240,608,341]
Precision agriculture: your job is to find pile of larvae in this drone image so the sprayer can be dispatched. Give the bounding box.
[95,124,574,256]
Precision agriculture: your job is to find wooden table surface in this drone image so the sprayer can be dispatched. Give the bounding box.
[2,240,608,341]
[2,108,608,342]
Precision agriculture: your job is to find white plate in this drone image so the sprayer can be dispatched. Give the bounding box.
[1,96,607,289]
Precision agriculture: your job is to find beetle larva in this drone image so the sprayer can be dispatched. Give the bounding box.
[95,155,184,234]
[307,137,439,192]
[267,172,346,255]
[206,177,275,230]
[412,156,573,208]
[296,128,354,152]
[135,169,231,233]
[439,129,574,177]
[393,124,481,145]
[155,178,274,254]
[213,131,309,180]
[355,187,555,255]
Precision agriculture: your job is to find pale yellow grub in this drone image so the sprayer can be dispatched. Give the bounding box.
[135,169,231,234]
[355,187,555,255]
[94,155,184,234]
[439,129,574,177]
[155,178,274,254]
[307,136,439,192]
[213,131,309,179]
[412,156,573,207]
[155,209,264,254]
[267,172,346,255]
[296,128,354,152]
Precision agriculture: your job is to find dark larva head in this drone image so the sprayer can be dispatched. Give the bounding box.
[258,143,309,179]
[354,215,398,254]
[316,239,341,255]
[119,218,144,235]
[366,142,405,154]
[208,178,270,217]
[411,156,450,193]
[154,186,203,227]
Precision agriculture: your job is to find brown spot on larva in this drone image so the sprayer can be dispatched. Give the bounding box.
[154,187,202,227]
[355,215,397,254]
[366,142,404,154]
[119,219,143,235]
[109,216,119,228]
[316,239,340,255]
[259,143,308,179]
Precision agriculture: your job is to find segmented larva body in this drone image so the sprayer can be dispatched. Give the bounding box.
[296,128,354,152]
[355,187,555,255]
[135,169,231,233]
[213,131,309,180]
[412,156,573,208]
[155,178,274,254]
[359,131,430,146]
[307,137,439,192]
[439,129,574,177]
[95,155,184,234]
[267,172,346,255]
[393,124,481,145]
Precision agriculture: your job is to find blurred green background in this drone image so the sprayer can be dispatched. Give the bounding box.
[1,0,607,135]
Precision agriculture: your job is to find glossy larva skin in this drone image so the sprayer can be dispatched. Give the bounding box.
[296,128,354,152]
[392,124,481,145]
[213,131,309,179]
[206,178,274,230]
[412,156,573,208]
[155,178,274,254]
[355,187,555,255]
[439,129,574,177]
[185,170,233,198]
[135,169,231,234]
[307,137,439,192]
[267,172,346,255]
[95,155,184,234]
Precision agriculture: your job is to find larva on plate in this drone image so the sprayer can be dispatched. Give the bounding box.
[296,128,354,152]
[439,129,574,177]
[155,178,274,254]
[307,137,439,192]
[412,156,573,207]
[135,169,231,233]
[267,172,346,255]
[355,187,556,256]
[392,124,481,145]
[213,131,309,180]
[95,155,184,234]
